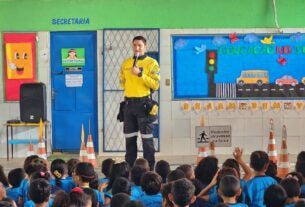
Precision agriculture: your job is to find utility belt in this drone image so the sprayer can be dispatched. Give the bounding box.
[124,96,150,103]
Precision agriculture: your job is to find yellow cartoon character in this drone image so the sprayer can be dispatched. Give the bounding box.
[6,43,33,79]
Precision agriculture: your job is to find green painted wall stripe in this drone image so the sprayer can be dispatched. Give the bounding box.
[0,0,304,31]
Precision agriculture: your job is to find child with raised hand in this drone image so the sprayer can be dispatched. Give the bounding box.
[69,187,92,207]
[170,178,196,207]
[245,151,277,207]
[130,166,146,200]
[6,168,25,205]
[28,178,51,207]
[280,177,301,207]
[50,159,74,193]
[139,172,162,207]
[264,184,287,207]
[218,175,248,207]
[155,160,170,184]
[73,162,104,207]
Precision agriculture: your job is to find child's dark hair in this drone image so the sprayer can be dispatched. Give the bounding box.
[67,158,80,177]
[51,159,67,188]
[134,158,150,171]
[101,158,114,177]
[195,156,218,185]
[133,36,147,45]
[155,160,170,183]
[89,172,99,190]
[83,187,98,207]
[124,200,145,207]
[141,172,162,195]
[216,204,229,207]
[0,165,9,187]
[264,184,287,207]
[75,162,96,183]
[107,161,130,191]
[222,158,241,178]
[25,157,48,176]
[176,164,193,180]
[29,178,51,204]
[69,187,91,207]
[8,168,25,188]
[286,172,303,187]
[250,150,269,172]
[111,193,130,207]
[217,167,239,185]
[296,161,305,178]
[112,177,131,195]
[31,171,51,182]
[266,160,277,177]
[191,178,204,196]
[131,166,147,186]
[297,151,305,163]
[167,169,186,183]
[1,197,16,207]
[161,182,174,207]
[280,177,300,198]
[52,190,70,207]
[171,178,195,207]
[219,175,240,197]
[23,155,39,174]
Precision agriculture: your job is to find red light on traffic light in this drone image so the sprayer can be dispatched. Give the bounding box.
[208,52,215,59]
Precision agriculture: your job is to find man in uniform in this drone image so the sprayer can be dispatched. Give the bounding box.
[119,36,160,170]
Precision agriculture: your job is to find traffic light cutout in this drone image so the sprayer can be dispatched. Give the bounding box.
[206,50,217,73]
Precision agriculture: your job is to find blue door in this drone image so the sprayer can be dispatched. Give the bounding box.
[51,31,98,152]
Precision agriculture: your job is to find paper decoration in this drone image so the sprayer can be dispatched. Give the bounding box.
[193,101,202,113]
[204,101,214,111]
[261,35,275,44]
[174,39,188,50]
[229,33,239,43]
[212,36,228,47]
[283,102,293,110]
[290,33,305,42]
[216,101,225,111]
[226,101,237,111]
[271,101,282,111]
[249,101,259,111]
[181,101,191,112]
[277,56,287,66]
[295,101,305,111]
[261,101,270,111]
[244,33,259,43]
[194,44,206,54]
[6,43,33,79]
[238,102,248,110]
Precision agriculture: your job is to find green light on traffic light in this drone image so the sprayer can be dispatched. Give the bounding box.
[208,65,214,72]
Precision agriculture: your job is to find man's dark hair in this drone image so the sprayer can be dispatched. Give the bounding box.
[167,169,186,183]
[219,175,240,197]
[133,36,147,45]
[155,160,170,183]
[131,165,147,186]
[111,193,130,207]
[264,184,287,207]
[141,172,162,195]
[101,158,114,177]
[8,168,25,188]
[112,177,131,195]
[280,177,300,198]
[250,151,269,172]
[171,178,195,207]
[29,178,51,204]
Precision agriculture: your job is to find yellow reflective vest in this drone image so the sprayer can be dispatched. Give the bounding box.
[119,55,160,97]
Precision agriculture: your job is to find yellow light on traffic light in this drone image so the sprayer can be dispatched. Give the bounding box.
[209,59,215,65]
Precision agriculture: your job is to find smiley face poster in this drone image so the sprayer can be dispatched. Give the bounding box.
[4,33,36,101]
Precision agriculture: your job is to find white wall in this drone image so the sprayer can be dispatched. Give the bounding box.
[0,29,305,159]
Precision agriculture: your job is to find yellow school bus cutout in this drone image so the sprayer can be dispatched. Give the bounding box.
[236,70,269,86]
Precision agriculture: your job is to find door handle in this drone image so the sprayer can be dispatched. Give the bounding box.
[51,89,56,100]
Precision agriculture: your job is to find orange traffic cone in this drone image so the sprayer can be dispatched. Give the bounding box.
[267,119,278,163]
[79,124,88,162]
[209,141,215,157]
[86,134,97,168]
[196,115,209,164]
[277,125,289,178]
[27,143,35,157]
[37,119,47,160]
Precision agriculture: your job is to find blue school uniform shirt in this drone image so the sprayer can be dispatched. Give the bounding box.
[20,178,30,205]
[285,203,296,207]
[6,187,22,205]
[227,203,248,207]
[50,178,75,193]
[300,185,305,198]
[244,175,277,207]
[99,177,110,185]
[131,185,144,200]
[139,193,162,207]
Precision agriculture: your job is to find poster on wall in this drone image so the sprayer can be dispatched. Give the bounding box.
[4,33,36,101]
[61,48,85,67]
[172,33,305,99]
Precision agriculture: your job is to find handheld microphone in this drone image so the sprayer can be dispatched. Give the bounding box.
[133,52,139,67]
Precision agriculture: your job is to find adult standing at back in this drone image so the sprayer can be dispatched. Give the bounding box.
[119,36,160,171]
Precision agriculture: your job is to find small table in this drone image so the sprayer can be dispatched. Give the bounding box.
[4,121,49,160]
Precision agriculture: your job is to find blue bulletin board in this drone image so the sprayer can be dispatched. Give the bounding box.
[172,33,305,99]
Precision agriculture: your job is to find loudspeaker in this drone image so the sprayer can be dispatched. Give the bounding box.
[20,82,47,123]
